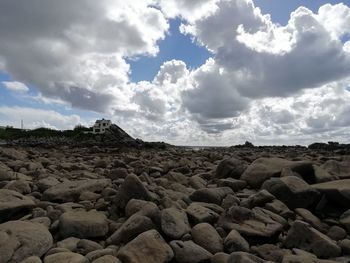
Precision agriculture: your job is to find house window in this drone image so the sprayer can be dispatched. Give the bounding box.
[103,123,106,126]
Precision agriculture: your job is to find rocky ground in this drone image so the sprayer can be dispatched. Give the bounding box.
[1,145,350,263]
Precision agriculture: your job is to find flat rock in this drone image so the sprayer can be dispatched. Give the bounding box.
[43,179,111,202]
[113,174,153,210]
[0,189,35,222]
[284,220,341,259]
[262,176,320,209]
[227,252,269,263]
[117,230,174,263]
[59,210,109,238]
[170,240,213,263]
[0,220,53,263]
[217,178,247,192]
[241,158,314,188]
[312,179,350,208]
[186,203,219,224]
[92,255,121,263]
[218,206,286,240]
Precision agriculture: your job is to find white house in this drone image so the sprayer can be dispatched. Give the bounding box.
[93,119,112,134]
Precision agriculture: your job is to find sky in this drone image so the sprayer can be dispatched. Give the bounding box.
[0,0,350,146]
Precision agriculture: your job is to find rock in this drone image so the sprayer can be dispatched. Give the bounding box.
[251,244,290,262]
[224,229,249,253]
[295,208,328,232]
[327,226,347,241]
[170,240,213,263]
[125,199,160,222]
[218,206,286,240]
[322,160,350,180]
[107,214,154,245]
[339,239,350,255]
[241,158,314,188]
[313,165,337,183]
[211,253,230,263]
[4,180,31,194]
[186,203,220,224]
[43,252,88,263]
[281,255,317,263]
[227,252,268,263]
[189,187,233,205]
[312,179,350,208]
[189,175,207,190]
[0,189,35,222]
[113,174,153,210]
[161,207,191,239]
[262,176,320,209]
[216,158,247,179]
[0,220,53,263]
[191,223,223,254]
[20,256,42,263]
[86,248,117,262]
[284,220,341,258]
[37,177,59,192]
[43,179,111,202]
[117,230,173,263]
[264,199,293,219]
[240,190,275,209]
[340,209,350,232]
[217,178,247,192]
[59,210,109,238]
[57,237,80,251]
[76,239,103,255]
[92,255,121,263]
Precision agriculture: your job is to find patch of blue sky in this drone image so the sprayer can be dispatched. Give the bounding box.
[127,18,212,82]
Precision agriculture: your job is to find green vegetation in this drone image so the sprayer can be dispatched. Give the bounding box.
[0,125,93,140]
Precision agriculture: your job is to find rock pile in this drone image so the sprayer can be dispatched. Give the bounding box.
[1,145,350,262]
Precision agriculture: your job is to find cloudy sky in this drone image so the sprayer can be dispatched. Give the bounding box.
[1,0,350,146]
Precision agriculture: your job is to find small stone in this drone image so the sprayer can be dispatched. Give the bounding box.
[170,240,213,263]
[327,226,347,241]
[161,207,191,239]
[191,223,223,254]
[44,252,88,263]
[224,229,249,253]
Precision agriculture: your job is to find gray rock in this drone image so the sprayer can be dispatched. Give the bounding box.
[218,206,286,239]
[241,158,314,188]
[186,203,219,224]
[43,179,111,202]
[251,244,290,262]
[0,220,53,263]
[191,223,223,254]
[217,178,247,192]
[284,220,341,258]
[262,176,320,209]
[339,239,350,255]
[224,229,249,253]
[92,255,121,263]
[43,252,88,263]
[4,180,31,194]
[295,208,328,232]
[107,214,154,245]
[76,239,103,255]
[161,207,191,239]
[86,248,117,262]
[312,179,350,208]
[117,230,174,263]
[57,237,80,251]
[20,256,42,263]
[59,210,109,238]
[327,226,347,241]
[340,209,350,232]
[113,174,153,210]
[211,252,230,263]
[0,189,35,222]
[37,177,59,192]
[241,190,275,209]
[216,158,247,179]
[189,187,233,205]
[227,252,268,263]
[170,240,213,263]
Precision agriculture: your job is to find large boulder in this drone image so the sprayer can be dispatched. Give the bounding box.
[42,179,111,202]
[161,207,191,239]
[241,158,314,188]
[312,179,350,208]
[218,206,286,240]
[0,189,35,222]
[216,158,247,179]
[262,176,320,209]
[113,174,153,210]
[284,220,341,259]
[0,220,53,263]
[117,230,173,263]
[59,210,109,238]
[321,159,350,180]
